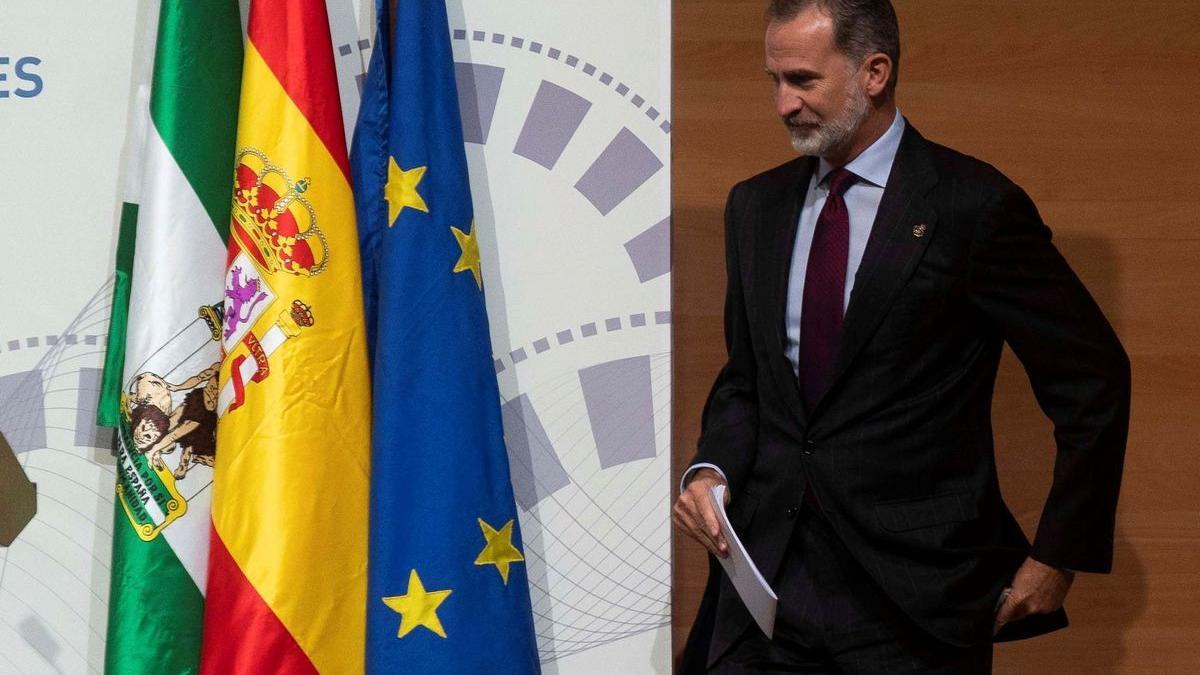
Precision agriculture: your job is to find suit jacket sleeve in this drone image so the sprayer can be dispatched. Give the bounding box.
[688,182,759,495]
[967,181,1131,573]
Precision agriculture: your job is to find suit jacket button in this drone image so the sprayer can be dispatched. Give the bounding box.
[803,440,816,456]
[786,506,799,519]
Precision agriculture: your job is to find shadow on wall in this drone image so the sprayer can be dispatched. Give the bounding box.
[992,235,1146,672]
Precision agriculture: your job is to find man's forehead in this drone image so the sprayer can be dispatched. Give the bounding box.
[765,6,836,59]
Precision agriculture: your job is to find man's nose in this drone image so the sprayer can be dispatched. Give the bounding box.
[775,86,802,119]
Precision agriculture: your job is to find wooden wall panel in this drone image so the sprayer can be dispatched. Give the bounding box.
[672,1,1200,671]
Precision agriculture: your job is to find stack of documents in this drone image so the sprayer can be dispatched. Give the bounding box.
[710,484,778,637]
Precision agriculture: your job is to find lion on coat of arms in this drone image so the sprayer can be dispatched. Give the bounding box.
[126,362,219,481]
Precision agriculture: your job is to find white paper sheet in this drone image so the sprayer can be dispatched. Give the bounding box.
[709,484,778,638]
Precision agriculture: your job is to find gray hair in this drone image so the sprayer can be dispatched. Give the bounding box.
[767,0,900,94]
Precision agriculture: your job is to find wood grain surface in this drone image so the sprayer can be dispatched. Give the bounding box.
[671,1,1200,671]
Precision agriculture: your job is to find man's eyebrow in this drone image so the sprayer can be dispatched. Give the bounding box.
[764,68,821,79]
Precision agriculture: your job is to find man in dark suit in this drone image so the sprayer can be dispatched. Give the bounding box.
[672,0,1131,672]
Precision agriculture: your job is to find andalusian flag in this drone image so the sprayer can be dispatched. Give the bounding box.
[105,2,241,674]
[199,1,372,672]
[351,0,539,671]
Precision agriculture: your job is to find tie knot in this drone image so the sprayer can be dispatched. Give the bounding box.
[825,167,858,197]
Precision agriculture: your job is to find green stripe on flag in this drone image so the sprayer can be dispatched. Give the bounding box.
[105,479,205,675]
[149,0,243,238]
[97,202,138,428]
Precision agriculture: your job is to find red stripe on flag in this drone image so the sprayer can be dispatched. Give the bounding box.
[247,0,351,180]
[200,528,318,675]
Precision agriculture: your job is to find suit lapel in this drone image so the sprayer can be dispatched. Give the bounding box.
[758,156,815,428]
[813,125,940,414]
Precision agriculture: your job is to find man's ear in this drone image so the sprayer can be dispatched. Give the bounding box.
[862,52,893,98]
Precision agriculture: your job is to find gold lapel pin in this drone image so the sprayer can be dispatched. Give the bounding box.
[912,223,927,238]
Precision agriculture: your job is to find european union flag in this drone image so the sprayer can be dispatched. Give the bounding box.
[350,1,540,672]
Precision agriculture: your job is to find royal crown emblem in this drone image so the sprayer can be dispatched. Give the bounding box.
[232,148,329,277]
[280,299,316,337]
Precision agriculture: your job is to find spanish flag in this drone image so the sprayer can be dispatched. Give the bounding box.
[200,1,370,672]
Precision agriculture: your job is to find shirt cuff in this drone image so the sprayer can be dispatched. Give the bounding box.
[680,463,728,494]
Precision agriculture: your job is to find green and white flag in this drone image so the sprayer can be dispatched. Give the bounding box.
[105,1,241,673]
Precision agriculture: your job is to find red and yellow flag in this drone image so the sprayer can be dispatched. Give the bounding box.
[200,1,370,672]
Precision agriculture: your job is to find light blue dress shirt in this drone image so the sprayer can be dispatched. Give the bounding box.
[683,110,907,492]
[784,109,906,376]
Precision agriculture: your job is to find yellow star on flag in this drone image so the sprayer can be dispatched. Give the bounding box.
[381,570,453,639]
[474,518,525,585]
[451,221,483,289]
[384,157,429,226]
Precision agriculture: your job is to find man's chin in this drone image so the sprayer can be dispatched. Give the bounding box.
[790,134,828,156]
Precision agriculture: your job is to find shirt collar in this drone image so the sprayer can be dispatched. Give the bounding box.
[816,109,906,189]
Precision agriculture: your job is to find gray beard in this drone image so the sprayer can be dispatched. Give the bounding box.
[788,84,871,158]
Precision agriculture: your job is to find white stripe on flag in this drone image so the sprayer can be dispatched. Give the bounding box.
[123,125,227,592]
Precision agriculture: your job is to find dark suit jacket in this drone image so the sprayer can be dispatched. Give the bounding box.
[682,122,1131,669]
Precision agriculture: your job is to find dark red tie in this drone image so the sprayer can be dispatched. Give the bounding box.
[799,167,857,412]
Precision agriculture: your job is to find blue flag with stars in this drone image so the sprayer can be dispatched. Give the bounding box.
[350,1,540,672]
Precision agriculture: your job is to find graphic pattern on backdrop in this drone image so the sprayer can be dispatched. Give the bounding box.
[440,21,672,664]
[0,282,118,673]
